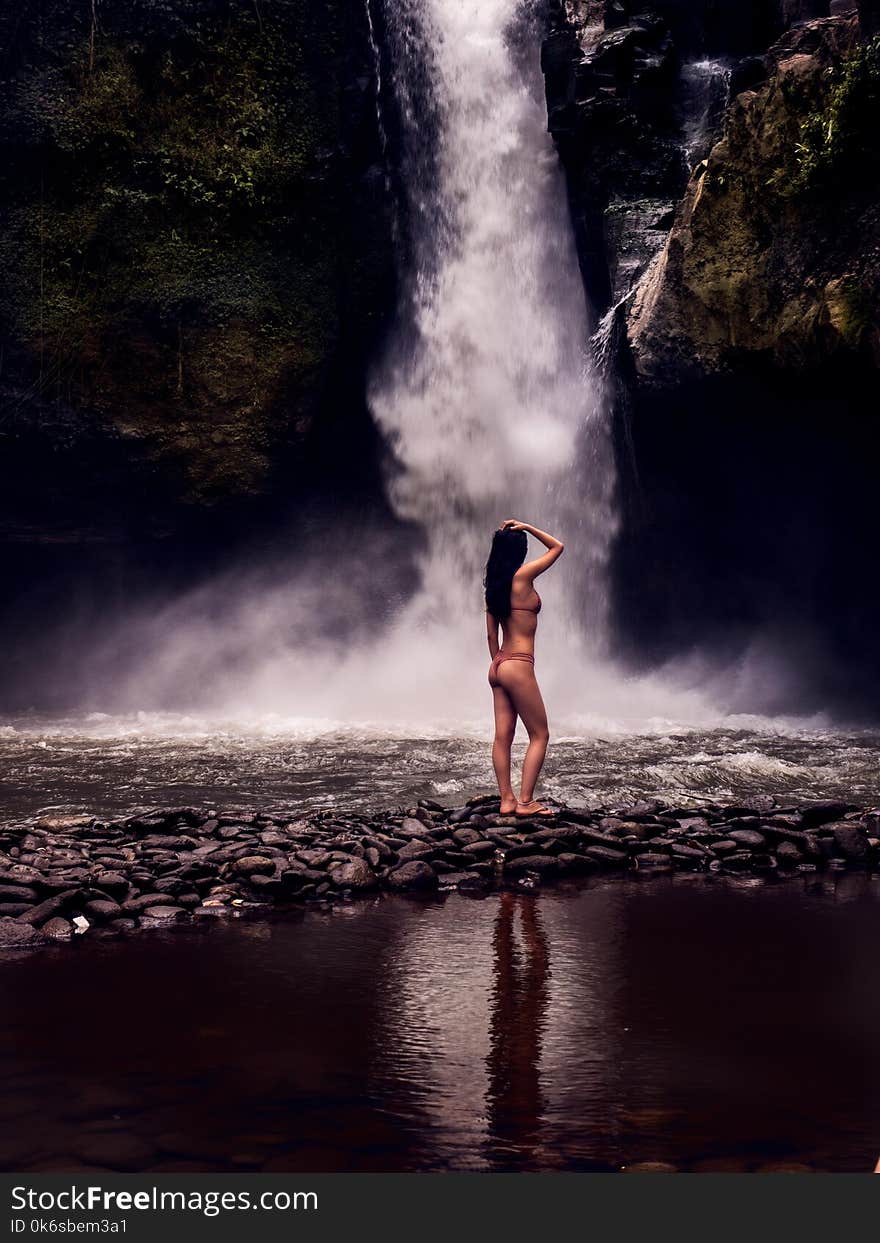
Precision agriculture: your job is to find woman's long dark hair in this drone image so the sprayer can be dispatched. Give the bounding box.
[484,528,527,620]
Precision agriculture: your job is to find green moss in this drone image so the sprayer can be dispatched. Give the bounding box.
[772,37,880,197]
[0,0,365,504]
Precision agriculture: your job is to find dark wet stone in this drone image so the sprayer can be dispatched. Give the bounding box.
[576,828,629,852]
[800,801,857,828]
[83,899,122,921]
[722,853,754,872]
[361,837,394,861]
[775,841,803,867]
[709,839,739,855]
[831,823,868,859]
[42,916,73,940]
[0,918,44,947]
[750,854,778,872]
[584,845,630,868]
[671,844,707,866]
[140,905,188,922]
[557,808,596,827]
[635,852,673,871]
[0,884,38,903]
[121,893,177,914]
[248,875,285,897]
[230,855,275,877]
[628,799,667,816]
[0,865,44,887]
[330,858,377,891]
[451,827,484,846]
[395,840,438,864]
[386,861,438,891]
[466,795,499,809]
[440,850,475,868]
[504,855,559,876]
[530,825,582,845]
[437,870,473,886]
[15,894,67,926]
[399,816,430,837]
[461,840,495,859]
[457,874,493,895]
[557,852,598,873]
[728,829,767,849]
[0,903,32,916]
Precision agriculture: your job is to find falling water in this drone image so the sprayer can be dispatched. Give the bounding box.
[365,0,617,711]
[681,59,732,169]
[50,0,722,728]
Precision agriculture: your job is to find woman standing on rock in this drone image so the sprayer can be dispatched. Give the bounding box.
[484,519,564,818]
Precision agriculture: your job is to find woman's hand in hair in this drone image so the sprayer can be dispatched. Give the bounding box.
[501,519,527,531]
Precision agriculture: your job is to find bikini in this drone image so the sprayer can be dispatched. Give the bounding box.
[488,592,541,687]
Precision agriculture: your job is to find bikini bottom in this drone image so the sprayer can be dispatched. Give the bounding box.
[488,649,534,689]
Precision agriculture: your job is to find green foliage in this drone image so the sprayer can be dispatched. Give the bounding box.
[0,1,360,500]
[774,37,880,197]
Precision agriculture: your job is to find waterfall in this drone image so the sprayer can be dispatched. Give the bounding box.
[103,0,718,729]
[362,0,617,715]
[681,59,732,170]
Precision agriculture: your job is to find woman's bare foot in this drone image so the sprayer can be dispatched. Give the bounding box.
[515,799,556,818]
[499,798,518,815]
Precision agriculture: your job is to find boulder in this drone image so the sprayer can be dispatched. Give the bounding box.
[140,905,188,921]
[330,858,377,891]
[121,893,177,913]
[801,800,859,829]
[584,845,630,868]
[831,823,868,860]
[386,861,438,892]
[0,918,45,947]
[728,829,767,849]
[230,856,276,877]
[504,855,559,876]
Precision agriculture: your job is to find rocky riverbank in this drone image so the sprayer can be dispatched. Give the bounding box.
[1,795,878,949]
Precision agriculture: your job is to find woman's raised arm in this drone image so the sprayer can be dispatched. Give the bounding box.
[500,519,564,579]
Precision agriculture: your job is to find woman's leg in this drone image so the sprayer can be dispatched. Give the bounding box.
[491,684,517,812]
[498,664,549,805]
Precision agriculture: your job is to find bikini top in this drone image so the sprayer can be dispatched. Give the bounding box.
[510,591,541,615]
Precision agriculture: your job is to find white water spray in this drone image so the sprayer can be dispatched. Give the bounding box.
[361,0,617,716]
[86,0,725,731]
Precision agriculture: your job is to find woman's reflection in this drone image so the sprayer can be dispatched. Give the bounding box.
[484,892,550,1168]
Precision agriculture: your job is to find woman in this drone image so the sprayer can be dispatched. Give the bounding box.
[484,518,564,818]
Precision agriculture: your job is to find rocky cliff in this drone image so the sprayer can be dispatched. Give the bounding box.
[542,1,876,318]
[0,0,394,540]
[543,3,880,714]
[627,15,879,381]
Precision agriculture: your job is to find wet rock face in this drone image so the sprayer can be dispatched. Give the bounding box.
[1,794,877,952]
[541,2,874,333]
[543,1,687,311]
[0,0,395,534]
[626,16,878,382]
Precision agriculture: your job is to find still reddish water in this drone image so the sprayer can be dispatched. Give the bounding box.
[2,874,879,1173]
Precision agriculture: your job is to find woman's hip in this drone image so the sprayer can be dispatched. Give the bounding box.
[488,649,535,687]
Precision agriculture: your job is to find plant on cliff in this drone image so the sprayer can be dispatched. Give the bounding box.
[778,36,880,196]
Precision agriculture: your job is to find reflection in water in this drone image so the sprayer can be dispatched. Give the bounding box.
[2,880,880,1172]
[485,895,550,1168]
